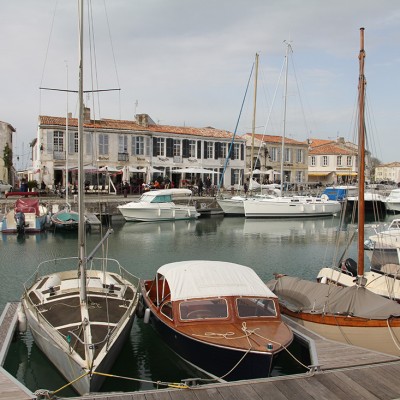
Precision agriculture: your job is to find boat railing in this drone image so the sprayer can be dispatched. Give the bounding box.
[23,256,140,292]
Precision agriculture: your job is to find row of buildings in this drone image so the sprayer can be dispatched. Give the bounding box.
[0,109,398,190]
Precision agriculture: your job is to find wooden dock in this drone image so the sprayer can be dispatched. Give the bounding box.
[1,302,400,400]
[0,302,35,400]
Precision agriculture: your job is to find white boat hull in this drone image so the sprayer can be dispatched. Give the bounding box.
[118,203,199,222]
[244,197,341,218]
[216,198,245,215]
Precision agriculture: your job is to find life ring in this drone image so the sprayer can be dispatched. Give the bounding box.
[321,194,329,201]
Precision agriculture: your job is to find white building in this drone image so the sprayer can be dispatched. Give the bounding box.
[375,162,400,184]
[32,110,246,191]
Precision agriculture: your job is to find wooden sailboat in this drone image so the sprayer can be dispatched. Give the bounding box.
[268,28,400,357]
[20,1,140,395]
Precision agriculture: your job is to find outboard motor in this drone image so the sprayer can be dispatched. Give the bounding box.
[339,258,358,277]
[14,211,25,234]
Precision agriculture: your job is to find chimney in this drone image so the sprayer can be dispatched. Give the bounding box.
[84,107,91,123]
[336,137,345,144]
[136,113,149,127]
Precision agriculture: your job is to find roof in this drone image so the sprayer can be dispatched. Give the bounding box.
[308,138,357,156]
[157,260,277,301]
[39,115,238,140]
[244,133,306,146]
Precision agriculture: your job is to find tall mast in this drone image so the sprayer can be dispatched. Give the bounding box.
[78,0,87,303]
[357,27,366,283]
[65,62,69,206]
[250,53,259,192]
[280,42,291,193]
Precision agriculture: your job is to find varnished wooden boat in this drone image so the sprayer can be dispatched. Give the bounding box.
[140,260,293,381]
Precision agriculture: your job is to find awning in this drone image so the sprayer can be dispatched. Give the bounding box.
[336,172,358,176]
[308,172,330,177]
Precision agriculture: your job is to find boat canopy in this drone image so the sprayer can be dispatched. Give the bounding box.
[142,188,193,198]
[157,260,277,301]
[268,275,400,320]
[15,198,40,216]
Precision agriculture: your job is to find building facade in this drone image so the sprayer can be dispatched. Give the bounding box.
[0,120,15,184]
[32,110,246,191]
[375,162,400,184]
[307,137,362,184]
[244,133,309,183]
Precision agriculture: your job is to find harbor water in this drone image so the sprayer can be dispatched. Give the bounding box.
[0,212,393,396]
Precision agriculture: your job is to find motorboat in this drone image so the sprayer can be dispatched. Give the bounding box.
[1,197,48,233]
[117,188,199,222]
[321,185,357,202]
[50,204,79,231]
[384,188,400,213]
[140,260,293,381]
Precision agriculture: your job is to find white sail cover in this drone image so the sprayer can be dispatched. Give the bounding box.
[157,260,277,301]
[268,276,400,320]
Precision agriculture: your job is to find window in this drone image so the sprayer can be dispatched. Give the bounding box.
[233,143,240,159]
[284,148,291,163]
[180,299,228,320]
[156,137,165,156]
[160,301,173,320]
[233,169,241,185]
[310,156,316,166]
[118,135,128,153]
[188,140,196,157]
[132,136,144,155]
[322,156,328,167]
[99,133,109,155]
[296,149,303,163]
[337,156,342,166]
[220,143,227,159]
[236,298,277,318]
[207,142,214,159]
[173,139,181,156]
[296,171,302,182]
[53,131,64,152]
[347,156,352,167]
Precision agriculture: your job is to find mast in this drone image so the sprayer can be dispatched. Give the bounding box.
[78,0,87,303]
[65,62,69,206]
[249,53,259,193]
[357,27,366,284]
[280,42,291,194]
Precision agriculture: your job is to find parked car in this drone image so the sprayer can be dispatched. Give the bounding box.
[0,180,13,195]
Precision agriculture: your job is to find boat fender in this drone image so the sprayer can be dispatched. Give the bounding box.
[143,308,151,324]
[136,300,145,318]
[17,304,27,333]
[320,276,327,284]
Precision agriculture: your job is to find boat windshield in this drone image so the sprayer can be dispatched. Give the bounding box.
[180,298,228,320]
[236,298,277,318]
[138,193,173,203]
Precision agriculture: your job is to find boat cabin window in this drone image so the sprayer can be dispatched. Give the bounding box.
[236,298,277,318]
[151,195,172,203]
[180,298,228,320]
[160,301,173,320]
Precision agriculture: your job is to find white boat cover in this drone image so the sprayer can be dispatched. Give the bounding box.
[157,260,277,301]
[268,275,400,320]
[143,188,193,197]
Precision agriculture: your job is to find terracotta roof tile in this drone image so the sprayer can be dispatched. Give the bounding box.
[39,115,238,140]
[244,133,307,146]
[309,143,356,155]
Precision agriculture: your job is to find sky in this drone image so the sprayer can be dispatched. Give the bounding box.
[1,0,400,170]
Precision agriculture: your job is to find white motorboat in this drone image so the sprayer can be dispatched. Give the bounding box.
[117,188,199,222]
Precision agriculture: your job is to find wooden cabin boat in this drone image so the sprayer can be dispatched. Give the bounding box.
[140,260,293,380]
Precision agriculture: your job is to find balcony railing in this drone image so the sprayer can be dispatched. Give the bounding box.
[118,152,129,162]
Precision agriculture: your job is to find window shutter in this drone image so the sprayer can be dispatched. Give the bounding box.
[166,138,173,157]
[197,140,201,159]
[241,144,244,160]
[152,138,157,156]
[215,142,220,159]
[203,141,208,159]
[47,132,53,153]
[182,139,189,158]
[86,133,92,155]
[69,131,75,154]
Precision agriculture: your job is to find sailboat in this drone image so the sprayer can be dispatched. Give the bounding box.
[243,42,341,218]
[217,53,277,216]
[20,1,140,395]
[267,28,400,357]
